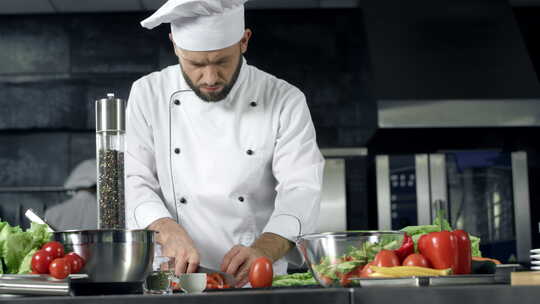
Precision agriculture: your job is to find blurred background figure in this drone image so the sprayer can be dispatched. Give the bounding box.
[45,159,97,230]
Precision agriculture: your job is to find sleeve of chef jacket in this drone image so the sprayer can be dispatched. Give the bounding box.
[125,79,173,229]
[262,87,325,265]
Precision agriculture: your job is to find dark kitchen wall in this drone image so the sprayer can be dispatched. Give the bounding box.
[0,9,374,228]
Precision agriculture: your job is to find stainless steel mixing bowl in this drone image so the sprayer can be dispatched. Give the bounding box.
[296,231,405,287]
[53,229,155,282]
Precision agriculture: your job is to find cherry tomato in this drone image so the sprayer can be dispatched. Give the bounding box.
[41,241,65,259]
[65,252,85,272]
[49,258,71,280]
[64,254,82,274]
[248,257,273,288]
[31,250,54,274]
[402,253,432,268]
[373,250,400,267]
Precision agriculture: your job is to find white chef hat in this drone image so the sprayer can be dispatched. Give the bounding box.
[141,0,247,51]
[64,159,97,190]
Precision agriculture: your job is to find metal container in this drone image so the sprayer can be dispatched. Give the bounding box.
[296,231,405,287]
[53,229,155,283]
[96,93,126,229]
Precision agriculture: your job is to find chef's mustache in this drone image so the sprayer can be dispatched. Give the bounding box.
[198,82,226,88]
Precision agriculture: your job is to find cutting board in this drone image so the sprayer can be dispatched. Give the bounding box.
[511,271,540,286]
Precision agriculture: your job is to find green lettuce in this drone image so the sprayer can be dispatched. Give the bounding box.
[18,248,38,274]
[3,231,33,273]
[0,221,52,274]
[27,222,52,249]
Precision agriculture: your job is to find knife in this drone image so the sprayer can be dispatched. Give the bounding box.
[197,265,237,286]
[24,209,55,232]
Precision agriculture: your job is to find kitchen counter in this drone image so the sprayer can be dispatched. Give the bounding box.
[0,287,350,304]
[1,285,540,304]
[352,285,540,304]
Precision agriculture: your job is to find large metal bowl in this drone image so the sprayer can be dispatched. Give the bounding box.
[53,229,155,283]
[296,231,405,287]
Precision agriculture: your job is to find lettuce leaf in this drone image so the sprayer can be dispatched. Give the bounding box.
[27,222,52,249]
[0,221,52,274]
[18,248,38,274]
[3,231,33,274]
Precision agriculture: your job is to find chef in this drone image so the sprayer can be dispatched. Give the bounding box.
[45,159,98,231]
[125,0,324,287]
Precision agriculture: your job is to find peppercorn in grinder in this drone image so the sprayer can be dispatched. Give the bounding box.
[95,93,126,229]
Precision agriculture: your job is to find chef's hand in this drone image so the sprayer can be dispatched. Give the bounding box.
[221,233,294,287]
[221,245,266,287]
[148,217,200,275]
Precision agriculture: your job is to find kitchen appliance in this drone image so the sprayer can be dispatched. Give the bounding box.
[296,231,404,287]
[95,93,127,229]
[376,150,532,264]
[53,229,155,283]
[317,148,370,233]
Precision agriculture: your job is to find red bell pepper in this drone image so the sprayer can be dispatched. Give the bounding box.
[418,230,459,273]
[452,230,472,274]
[394,233,414,263]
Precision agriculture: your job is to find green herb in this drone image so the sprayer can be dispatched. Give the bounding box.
[146,271,173,290]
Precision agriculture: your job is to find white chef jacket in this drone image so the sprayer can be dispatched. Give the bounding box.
[125,58,324,275]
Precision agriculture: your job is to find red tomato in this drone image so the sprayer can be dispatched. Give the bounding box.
[64,254,82,274]
[373,250,400,267]
[360,262,375,278]
[65,252,85,272]
[402,253,431,268]
[248,257,273,288]
[49,258,71,280]
[41,242,65,259]
[31,250,54,274]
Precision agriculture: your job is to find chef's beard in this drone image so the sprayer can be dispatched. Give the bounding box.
[181,56,243,103]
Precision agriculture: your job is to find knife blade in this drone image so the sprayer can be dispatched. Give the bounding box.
[197,265,237,286]
[24,209,55,232]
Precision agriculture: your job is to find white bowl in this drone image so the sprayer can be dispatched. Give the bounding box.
[531,261,540,266]
[178,273,207,293]
[530,249,540,254]
[531,266,540,271]
[531,254,540,260]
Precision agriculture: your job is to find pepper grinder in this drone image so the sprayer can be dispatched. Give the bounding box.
[95,93,126,229]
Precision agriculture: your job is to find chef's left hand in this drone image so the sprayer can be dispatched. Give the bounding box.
[221,245,266,287]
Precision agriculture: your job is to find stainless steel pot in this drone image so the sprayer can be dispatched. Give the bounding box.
[53,229,155,283]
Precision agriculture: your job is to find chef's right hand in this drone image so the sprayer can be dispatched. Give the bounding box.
[148,217,200,275]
